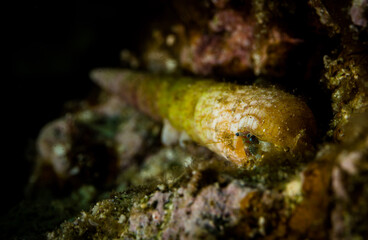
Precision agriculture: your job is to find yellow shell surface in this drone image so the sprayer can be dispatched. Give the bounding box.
[91,69,316,166]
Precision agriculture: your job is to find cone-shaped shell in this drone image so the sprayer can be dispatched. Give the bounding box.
[91,69,316,166]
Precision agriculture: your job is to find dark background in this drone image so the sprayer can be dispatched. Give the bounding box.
[6,1,166,213]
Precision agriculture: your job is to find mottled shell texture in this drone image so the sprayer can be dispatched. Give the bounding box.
[91,69,316,166]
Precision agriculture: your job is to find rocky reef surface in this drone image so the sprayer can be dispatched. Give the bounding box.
[3,0,368,239]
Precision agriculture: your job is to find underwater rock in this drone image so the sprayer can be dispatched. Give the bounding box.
[127,181,285,239]
[37,117,74,180]
[350,0,368,27]
[323,50,368,140]
[142,2,305,77]
[330,113,368,239]
[309,0,341,35]
[33,95,160,189]
[290,112,368,239]
[180,9,301,76]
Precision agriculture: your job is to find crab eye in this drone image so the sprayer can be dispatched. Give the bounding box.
[236,132,259,144]
[249,135,259,144]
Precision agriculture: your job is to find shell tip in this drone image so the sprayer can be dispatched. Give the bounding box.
[89,68,105,84]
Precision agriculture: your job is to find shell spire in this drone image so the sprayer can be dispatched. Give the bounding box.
[91,68,316,167]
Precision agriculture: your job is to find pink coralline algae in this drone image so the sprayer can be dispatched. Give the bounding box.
[180,9,301,76]
[127,181,285,239]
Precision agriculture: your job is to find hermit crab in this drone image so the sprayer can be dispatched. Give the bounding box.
[91,69,316,167]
